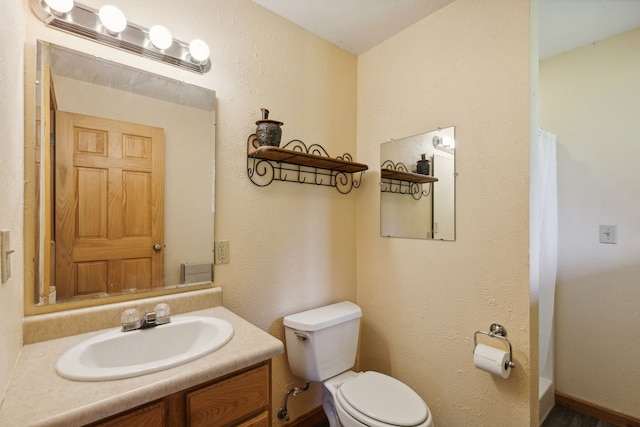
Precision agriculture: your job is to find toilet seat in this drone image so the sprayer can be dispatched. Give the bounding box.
[336,371,429,427]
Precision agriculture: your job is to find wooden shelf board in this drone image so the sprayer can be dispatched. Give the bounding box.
[381,168,438,183]
[249,146,368,173]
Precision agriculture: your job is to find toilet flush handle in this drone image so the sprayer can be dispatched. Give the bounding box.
[294,332,309,341]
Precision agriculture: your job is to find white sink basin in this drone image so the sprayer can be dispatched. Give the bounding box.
[56,316,234,381]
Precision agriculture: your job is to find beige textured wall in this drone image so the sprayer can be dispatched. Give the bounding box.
[0,0,25,399]
[356,1,535,425]
[196,1,360,421]
[540,28,640,418]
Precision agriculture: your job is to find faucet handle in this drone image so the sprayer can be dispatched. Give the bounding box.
[154,303,170,318]
[154,303,171,325]
[121,308,140,325]
[121,308,141,331]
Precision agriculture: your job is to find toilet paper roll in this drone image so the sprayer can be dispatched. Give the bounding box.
[473,343,511,379]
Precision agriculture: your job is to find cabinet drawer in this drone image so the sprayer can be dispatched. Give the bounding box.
[187,364,269,427]
[90,401,165,427]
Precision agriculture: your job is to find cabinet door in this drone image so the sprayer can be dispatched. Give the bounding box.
[236,411,269,427]
[89,401,165,427]
[187,364,269,427]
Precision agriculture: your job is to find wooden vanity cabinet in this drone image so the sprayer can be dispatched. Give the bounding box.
[87,361,271,427]
[89,401,166,427]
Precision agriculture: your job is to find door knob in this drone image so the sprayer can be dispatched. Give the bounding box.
[153,243,162,251]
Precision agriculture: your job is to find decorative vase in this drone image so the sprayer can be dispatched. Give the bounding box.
[416,153,430,175]
[255,108,284,147]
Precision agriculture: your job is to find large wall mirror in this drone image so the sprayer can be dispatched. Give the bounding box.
[25,41,216,314]
[380,127,455,240]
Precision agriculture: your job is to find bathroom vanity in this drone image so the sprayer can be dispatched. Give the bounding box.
[88,362,270,426]
[0,300,283,426]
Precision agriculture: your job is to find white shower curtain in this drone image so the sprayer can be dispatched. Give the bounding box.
[531,128,558,376]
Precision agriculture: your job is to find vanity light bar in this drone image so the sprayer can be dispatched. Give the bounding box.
[30,0,212,74]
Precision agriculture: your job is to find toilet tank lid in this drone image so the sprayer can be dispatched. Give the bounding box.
[283,301,362,331]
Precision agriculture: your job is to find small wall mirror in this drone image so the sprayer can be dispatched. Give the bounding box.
[380,127,455,240]
[26,41,216,313]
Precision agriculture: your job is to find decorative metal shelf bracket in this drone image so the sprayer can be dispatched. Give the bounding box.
[247,135,367,194]
[380,160,432,200]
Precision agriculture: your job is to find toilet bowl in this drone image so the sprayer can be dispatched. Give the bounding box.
[324,371,433,427]
[283,301,434,427]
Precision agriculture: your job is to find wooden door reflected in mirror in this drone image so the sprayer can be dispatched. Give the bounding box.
[55,113,164,301]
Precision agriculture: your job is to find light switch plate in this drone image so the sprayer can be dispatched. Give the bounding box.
[599,225,617,244]
[1,230,13,283]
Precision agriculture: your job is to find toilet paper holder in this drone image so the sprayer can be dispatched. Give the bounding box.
[474,323,516,370]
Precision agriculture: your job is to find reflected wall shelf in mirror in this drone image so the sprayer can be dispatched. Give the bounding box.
[381,160,438,200]
[247,134,368,194]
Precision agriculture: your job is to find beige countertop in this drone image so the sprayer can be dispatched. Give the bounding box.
[0,306,284,426]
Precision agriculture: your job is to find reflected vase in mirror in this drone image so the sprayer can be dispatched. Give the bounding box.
[416,154,430,175]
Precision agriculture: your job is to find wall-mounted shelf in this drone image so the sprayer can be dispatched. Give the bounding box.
[380,160,438,200]
[247,134,368,194]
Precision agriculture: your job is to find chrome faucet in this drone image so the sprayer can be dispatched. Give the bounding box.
[121,303,171,332]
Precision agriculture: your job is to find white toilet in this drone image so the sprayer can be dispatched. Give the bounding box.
[283,301,434,427]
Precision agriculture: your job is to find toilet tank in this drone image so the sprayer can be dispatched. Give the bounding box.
[283,301,362,382]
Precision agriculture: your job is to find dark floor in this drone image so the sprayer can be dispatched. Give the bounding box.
[542,405,618,427]
[310,405,617,427]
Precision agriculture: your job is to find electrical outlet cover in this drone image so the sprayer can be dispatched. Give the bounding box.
[214,240,229,264]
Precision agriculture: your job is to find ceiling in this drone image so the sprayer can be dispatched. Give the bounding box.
[252,0,640,58]
[538,0,640,58]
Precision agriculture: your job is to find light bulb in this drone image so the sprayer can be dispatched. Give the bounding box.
[149,25,173,50]
[443,135,455,149]
[44,0,74,14]
[99,5,127,35]
[189,39,210,63]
